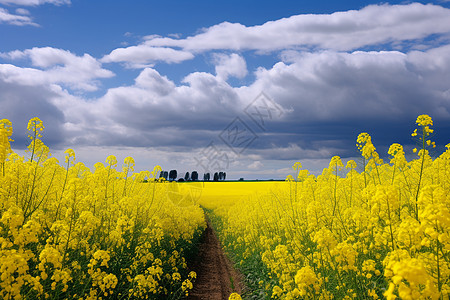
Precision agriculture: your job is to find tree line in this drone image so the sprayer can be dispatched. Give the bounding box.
[159,170,226,182]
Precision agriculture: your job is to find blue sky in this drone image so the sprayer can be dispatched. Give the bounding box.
[1,0,450,179]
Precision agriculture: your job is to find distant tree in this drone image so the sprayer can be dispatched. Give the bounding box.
[223,172,226,181]
[169,170,177,181]
[191,171,198,181]
[159,171,166,180]
[163,171,169,179]
[178,178,184,182]
[219,172,224,181]
[184,172,190,181]
[213,172,219,182]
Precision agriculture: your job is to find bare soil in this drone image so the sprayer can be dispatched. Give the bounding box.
[187,220,245,300]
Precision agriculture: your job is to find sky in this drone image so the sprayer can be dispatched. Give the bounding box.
[1,0,450,180]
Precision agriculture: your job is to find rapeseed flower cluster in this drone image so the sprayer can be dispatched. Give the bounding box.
[0,118,206,299]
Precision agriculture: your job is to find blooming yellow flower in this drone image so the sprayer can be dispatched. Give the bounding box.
[229,292,242,300]
[416,114,433,127]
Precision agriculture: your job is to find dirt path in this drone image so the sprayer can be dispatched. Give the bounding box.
[187,220,244,300]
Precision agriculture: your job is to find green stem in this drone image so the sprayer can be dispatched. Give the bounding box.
[436,221,442,297]
[414,129,426,221]
[386,196,395,251]
[363,158,367,189]
[331,163,339,225]
[374,161,381,185]
[30,125,37,163]
[123,166,129,197]
[55,160,70,222]
[349,169,353,207]
[391,160,396,185]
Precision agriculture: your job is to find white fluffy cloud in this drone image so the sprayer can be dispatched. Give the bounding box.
[101,45,194,68]
[1,47,114,91]
[15,8,29,14]
[91,68,241,133]
[247,46,450,123]
[134,68,176,95]
[145,3,450,52]
[248,161,263,170]
[213,53,247,80]
[0,0,69,26]
[0,7,36,25]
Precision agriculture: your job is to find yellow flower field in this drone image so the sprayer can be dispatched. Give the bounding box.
[0,118,205,300]
[184,115,450,299]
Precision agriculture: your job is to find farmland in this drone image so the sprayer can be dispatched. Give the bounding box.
[1,115,450,299]
[0,118,205,299]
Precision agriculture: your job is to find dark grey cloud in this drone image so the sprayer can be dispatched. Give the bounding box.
[0,80,65,148]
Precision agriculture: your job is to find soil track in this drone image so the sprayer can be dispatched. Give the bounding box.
[187,220,244,300]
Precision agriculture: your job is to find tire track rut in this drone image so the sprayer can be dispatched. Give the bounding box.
[187,220,244,300]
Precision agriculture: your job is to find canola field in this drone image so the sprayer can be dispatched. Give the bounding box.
[1,114,450,300]
[184,114,450,300]
[0,118,205,300]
